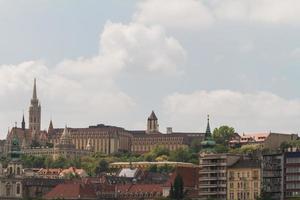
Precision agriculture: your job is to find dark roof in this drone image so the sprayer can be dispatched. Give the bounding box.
[229,158,261,169]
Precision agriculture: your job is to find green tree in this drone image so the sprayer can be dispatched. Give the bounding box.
[95,159,109,174]
[153,145,170,157]
[214,144,229,153]
[148,164,158,172]
[190,139,202,153]
[212,125,235,145]
[169,148,191,162]
[173,174,184,200]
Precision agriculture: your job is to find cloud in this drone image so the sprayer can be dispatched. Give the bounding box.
[0,17,186,134]
[163,90,300,132]
[134,0,214,30]
[134,0,300,32]
[212,0,300,24]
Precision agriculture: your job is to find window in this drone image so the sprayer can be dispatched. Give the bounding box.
[16,167,20,175]
[6,184,10,196]
[16,183,20,195]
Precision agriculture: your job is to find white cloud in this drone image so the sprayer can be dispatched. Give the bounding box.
[0,17,186,134]
[134,0,214,30]
[134,0,300,32]
[163,90,300,132]
[212,0,300,24]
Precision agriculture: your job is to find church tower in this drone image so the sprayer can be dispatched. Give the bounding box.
[146,111,159,134]
[29,78,41,132]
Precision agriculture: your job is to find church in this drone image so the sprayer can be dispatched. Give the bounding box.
[4,79,205,158]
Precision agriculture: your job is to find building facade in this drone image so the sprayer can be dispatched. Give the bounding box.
[227,158,261,200]
[262,153,284,200]
[283,151,300,199]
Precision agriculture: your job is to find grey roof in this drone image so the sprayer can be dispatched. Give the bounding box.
[229,158,261,169]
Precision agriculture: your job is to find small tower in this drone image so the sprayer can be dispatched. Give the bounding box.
[29,78,41,133]
[146,111,159,134]
[21,114,25,130]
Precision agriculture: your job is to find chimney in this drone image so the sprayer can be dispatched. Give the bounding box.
[166,127,173,134]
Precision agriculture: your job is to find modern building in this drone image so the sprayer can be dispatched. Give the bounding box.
[262,153,284,200]
[198,153,241,200]
[283,151,300,199]
[227,158,261,200]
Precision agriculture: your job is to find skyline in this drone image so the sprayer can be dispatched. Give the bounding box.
[1,0,300,137]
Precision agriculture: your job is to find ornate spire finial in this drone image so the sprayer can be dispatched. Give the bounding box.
[32,78,37,99]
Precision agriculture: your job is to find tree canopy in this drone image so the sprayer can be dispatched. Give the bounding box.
[213,125,235,145]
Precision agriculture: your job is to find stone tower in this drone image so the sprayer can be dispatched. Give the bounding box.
[29,78,41,132]
[146,111,159,133]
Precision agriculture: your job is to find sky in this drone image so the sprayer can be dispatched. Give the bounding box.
[1,0,300,138]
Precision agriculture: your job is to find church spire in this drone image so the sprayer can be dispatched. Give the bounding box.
[21,114,25,130]
[48,119,54,134]
[29,78,41,132]
[205,114,211,138]
[201,114,216,153]
[32,78,37,100]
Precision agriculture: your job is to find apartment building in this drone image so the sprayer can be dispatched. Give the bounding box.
[198,153,240,200]
[227,158,261,200]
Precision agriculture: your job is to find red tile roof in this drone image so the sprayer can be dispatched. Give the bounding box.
[43,183,96,199]
[163,167,198,188]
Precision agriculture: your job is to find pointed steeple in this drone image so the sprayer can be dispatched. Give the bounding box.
[205,114,211,138]
[21,114,25,130]
[29,78,41,132]
[32,78,37,100]
[48,119,54,133]
[201,114,216,153]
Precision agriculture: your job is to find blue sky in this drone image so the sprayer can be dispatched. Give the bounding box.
[1,0,300,138]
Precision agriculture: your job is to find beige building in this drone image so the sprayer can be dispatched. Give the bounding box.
[198,153,241,200]
[227,158,261,200]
